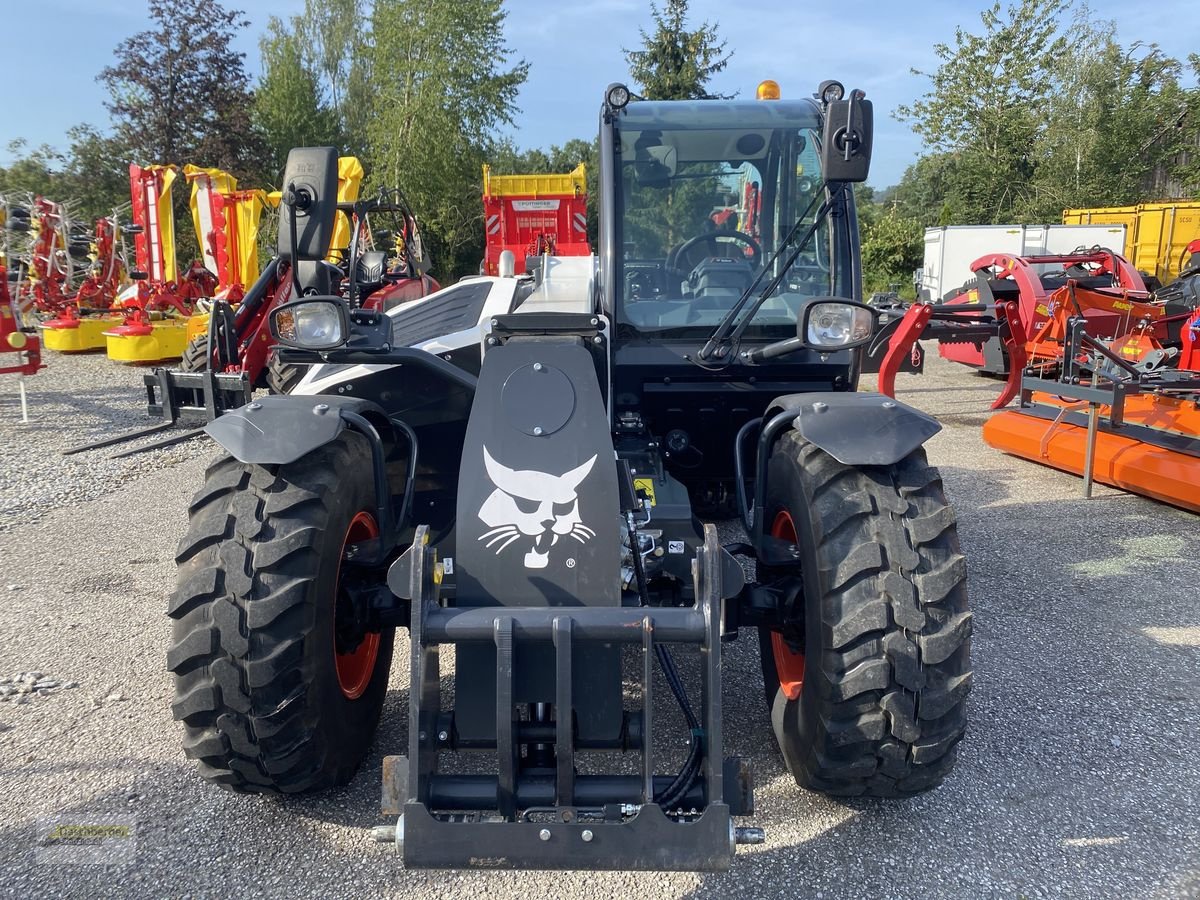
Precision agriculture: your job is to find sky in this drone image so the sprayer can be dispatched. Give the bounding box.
[3,0,1198,188]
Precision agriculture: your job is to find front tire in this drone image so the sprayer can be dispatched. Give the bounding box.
[178,334,210,373]
[265,350,305,394]
[759,432,971,797]
[168,432,394,793]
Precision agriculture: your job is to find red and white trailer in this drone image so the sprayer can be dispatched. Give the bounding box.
[481,163,590,275]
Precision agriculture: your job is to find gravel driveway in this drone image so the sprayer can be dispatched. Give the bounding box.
[1,351,1197,899]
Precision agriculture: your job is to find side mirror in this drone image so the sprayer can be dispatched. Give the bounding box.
[820,91,873,183]
[277,147,339,262]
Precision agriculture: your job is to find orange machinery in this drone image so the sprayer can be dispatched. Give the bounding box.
[982,310,1200,514]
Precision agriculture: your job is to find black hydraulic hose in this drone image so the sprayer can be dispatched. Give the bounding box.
[626,516,706,809]
[734,418,762,533]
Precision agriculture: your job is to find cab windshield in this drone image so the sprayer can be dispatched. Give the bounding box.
[614,100,835,337]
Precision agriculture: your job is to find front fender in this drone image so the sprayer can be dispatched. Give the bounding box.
[765,391,940,467]
[205,394,390,465]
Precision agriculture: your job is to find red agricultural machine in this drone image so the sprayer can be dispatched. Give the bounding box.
[874,247,1200,513]
[103,164,215,362]
[481,163,591,275]
[40,212,133,352]
[69,185,440,457]
[18,197,82,317]
[0,263,44,422]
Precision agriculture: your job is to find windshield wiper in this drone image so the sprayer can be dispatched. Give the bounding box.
[697,183,844,362]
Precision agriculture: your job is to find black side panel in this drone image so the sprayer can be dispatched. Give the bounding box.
[392,282,493,347]
[453,338,622,743]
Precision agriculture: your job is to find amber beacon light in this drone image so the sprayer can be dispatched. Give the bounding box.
[756,79,781,100]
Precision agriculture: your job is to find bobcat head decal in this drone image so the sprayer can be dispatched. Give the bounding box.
[477,447,597,569]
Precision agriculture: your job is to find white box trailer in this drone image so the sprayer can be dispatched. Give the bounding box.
[915,223,1128,301]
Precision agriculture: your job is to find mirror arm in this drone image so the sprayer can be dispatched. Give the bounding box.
[742,336,804,364]
[284,185,304,299]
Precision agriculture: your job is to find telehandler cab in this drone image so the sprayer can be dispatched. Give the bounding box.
[169,80,971,871]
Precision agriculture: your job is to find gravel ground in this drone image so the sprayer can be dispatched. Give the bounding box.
[0,349,1198,899]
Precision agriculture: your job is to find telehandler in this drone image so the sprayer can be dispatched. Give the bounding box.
[169,79,970,870]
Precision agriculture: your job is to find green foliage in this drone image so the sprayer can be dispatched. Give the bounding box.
[861,208,924,285]
[1176,55,1200,195]
[367,0,528,278]
[296,0,374,159]
[0,140,60,202]
[1024,11,1191,218]
[625,0,732,101]
[896,0,1069,224]
[894,0,1200,227]
[99,0,265,180]
[253,16,342,183]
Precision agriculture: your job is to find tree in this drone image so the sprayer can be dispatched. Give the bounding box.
[861,208,924,292]
[367,0,528,278]
[1025,10,1189,218]
[1172,55,1200,195]
[253,16,342,182]
[58,126,134,222]
[296,0,374,159]
[895,0,1070,223]
[624,0,732,101]
[0,140,61,202]
[99,0,266,178]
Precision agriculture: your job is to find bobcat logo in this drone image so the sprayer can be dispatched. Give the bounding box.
[477,447,597,569]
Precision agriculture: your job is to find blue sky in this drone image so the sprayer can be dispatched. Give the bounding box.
[3,0,1197,188]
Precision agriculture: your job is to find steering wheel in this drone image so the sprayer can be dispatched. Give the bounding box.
[666,230,762,279]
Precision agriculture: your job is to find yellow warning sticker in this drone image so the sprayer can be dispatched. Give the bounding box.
[634,478,656,507]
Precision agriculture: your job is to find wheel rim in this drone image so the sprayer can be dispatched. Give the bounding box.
[334,511,381,700]
[770,509,806,701]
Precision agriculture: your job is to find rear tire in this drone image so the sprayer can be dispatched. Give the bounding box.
[759,432,971,797]
[168,431,394,793]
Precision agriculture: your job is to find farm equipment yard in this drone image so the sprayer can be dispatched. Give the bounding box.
[1,350,1197,898]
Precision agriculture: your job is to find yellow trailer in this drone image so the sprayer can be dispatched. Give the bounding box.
[1063,201,1200,283]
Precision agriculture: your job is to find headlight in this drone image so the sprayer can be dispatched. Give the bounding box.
[605,83,631,110]
[271,298,348,351]
[803,301,875,349]
[818,80,845,104]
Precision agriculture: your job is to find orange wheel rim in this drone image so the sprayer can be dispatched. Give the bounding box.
[770,509,805,701]
[334,511,381,700]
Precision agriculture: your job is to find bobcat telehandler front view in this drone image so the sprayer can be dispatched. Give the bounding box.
[169,80,971,871]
